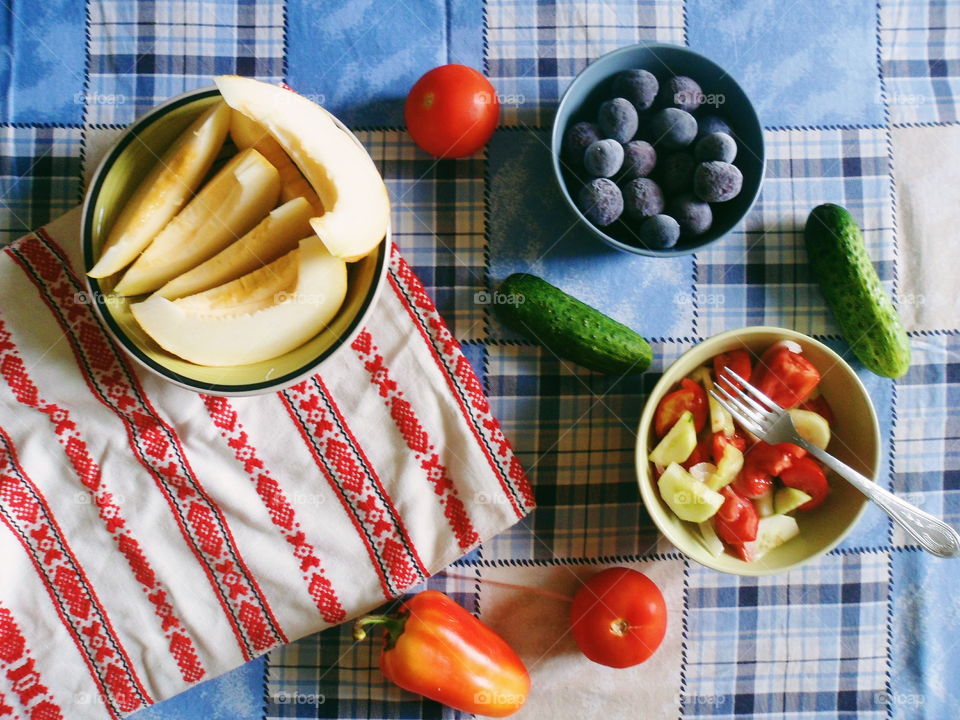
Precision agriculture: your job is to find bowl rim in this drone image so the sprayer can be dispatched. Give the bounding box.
[634,326,881,576]
[550,41,766,257]
[80,85,391,397]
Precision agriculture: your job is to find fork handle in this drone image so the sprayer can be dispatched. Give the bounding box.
[799,441,960,558]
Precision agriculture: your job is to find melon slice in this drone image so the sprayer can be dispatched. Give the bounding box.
[230,110,324,215]
[155,196,314,300]
[114,148,281,296]
[130,236,347,366]
[89,101,231,278]
[215,75,390,262]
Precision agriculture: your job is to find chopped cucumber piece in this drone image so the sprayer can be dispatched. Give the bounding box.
[657,463,725,522]
[697,519,725,556]
[649,410,697,466]
[690,367,734,436]
[705,444,744,491]
[754,489,775,518]
[789,409,831,449]
[742,514,799,561]
[775,487,813,514]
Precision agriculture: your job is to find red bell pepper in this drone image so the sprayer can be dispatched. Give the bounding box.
[354,590,529,717]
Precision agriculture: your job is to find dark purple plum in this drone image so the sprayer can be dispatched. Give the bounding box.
[577,178,623,226]
[657,152,696,194]
[667,193,713,236]
[694,161,743,202]
[639,214,681,249]
[563,121,601,166]
[696,114,732,140]
[648,108,697,149]
[583,139,624,178]
[597,98,638,143]
[619,140,656,181]
[622,178,665,221]
[695,132,737,163]
[612,69,659,112]
[659,76,703,113]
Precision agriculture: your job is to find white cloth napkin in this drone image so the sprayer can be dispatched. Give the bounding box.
[0,208,534,719]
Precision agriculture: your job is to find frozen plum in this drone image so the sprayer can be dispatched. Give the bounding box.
[583,139,624,178]
[659,76,703,113]
[694,161,743,202]
[577,178,623,227]
[597,98,638,143]
[667,193,713,236]
[695,132,737,163]
[619,140,656,181]
[639,214,681,249]
[612,69,659,112]
[648,108,697,149]
[622,178,665,221]
[657,152,696,194]
[696,114,732,139]
[563,121,601,166]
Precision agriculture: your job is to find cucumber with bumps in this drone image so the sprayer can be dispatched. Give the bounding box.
[804,204,910,378]
[494,273,653,374]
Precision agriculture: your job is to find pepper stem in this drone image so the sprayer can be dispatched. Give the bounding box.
[353,613,407,647]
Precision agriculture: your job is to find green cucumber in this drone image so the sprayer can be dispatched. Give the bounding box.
[494,273,652,375]
[649,411,697,467]
[804,204,910,378]
[774,487,812,515]
[742,514,799,560]
[657,463,725,523]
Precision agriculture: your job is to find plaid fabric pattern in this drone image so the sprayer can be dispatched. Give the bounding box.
[485,0,685,125]
[87,0,284,124]
[880,0,960,124]
[1,0,957,718]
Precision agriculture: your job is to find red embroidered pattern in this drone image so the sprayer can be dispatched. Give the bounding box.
[0,430,148,718]
[0,604,62,720]
[351,330,479,551]
[201,395,346,624]
[281,377,426,598]
[7,234,285,660]
[387,250,536,515]
[0,319,205,683]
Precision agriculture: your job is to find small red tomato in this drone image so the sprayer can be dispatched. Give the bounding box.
[744,441,806,477]
[799,394,835,425]
[404,64,500,158]
[732,464,773,499]
[780,456,830,510]
[682,434,713,470]
[750,345,821,408]
[570,567,667,668]
[713,349,752,385]
[711,430,747,465]
[654,378,708,437]
[715,487,759,545]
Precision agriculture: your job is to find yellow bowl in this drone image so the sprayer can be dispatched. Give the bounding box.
[80,87,389,396]
[635,326,881,575]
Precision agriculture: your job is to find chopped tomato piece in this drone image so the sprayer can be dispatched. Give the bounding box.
[799,395,835,425]
[715,487,759,544]
[750,345,821,409]
[654,378,708,437]
[711,431,747,465]
[744,441,806,477]
[779,456,830,510]
[682,434,713,470]
[732,465,773,498]
[713,349,753,385]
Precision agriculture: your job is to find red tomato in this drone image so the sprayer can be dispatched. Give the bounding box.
[682,434,713,470]
[570,567,667,668]
[715,487,759,544]
[750,346,821,408]
[800,395,835,425]
[654,378,708,437]
[711,431,747,465]
[713,349,752,385]
[744,441,806,477]
[779,456,830,510]
[732,465,773,499]
[404,65,500,158]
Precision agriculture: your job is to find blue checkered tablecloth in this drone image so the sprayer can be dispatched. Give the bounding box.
[2,0,959,718]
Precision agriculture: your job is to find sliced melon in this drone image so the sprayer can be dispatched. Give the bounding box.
[115,148,281,296]
[741,515,799,561]
[130,236,346,366]
[789,409,831,450]
[155,196,314,300]
[649,410,697,467]
[230,110,324,214]
[215,75,390,262]
[89,101,231,278]
[774,487,812,515]
[657,463,725,523]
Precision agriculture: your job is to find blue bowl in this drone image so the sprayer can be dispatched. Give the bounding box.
[551,43,765,257]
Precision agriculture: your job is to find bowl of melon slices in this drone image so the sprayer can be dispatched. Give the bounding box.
[81,77,391,396]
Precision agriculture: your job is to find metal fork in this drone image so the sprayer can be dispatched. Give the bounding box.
[710,367,960,558]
